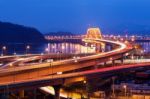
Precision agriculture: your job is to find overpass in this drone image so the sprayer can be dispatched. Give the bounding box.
[0,38,133,83]
[0,39,134,99]
[0,28,148,99]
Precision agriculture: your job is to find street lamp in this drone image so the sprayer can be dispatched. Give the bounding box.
[85,43,88,56]
[26,45,30,55]
[47,59,54,77]
[83,80,87,84]
[1,46,6,56]
[125,53,129,59]
[13,52,17,56]
[56,51,60,61]
[45,48,49,54]
[39,53,44,63]
[109,57,114,66]
[62,45,65,53]
[140,50,145,59]
[123,85,127,97]
[52,45,55,53]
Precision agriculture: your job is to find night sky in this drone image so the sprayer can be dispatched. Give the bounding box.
[0,0,150,34]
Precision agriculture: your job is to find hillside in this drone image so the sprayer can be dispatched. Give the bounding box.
[0,21,46,43]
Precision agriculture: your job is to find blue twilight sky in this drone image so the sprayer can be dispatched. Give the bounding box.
[0,0,150,34]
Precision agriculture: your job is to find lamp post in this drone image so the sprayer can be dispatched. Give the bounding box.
[56,51,60,61]
[109,57,113,66]
[123,85,127,98]
[13,52,17,56]
[52,45,55,53]
[40,53,44,63]
[2,46,6,56]
[62,45,65,53]
[26,45,30,55]
[45,48,49,54]
[47,59,54,78]
[140,50,145,59]
[85,43,88,56]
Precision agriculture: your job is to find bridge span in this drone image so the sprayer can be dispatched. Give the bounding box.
[0,38,133,86]
[1,36,147,99]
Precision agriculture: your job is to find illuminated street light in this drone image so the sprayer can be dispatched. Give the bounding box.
[62,45,65,53]
[56,51,60,61]
[2,46,6,50]
[52,45,55,53]
[26,45,30,49]
[125,53,129,56]
[1,46,6,56]
[26,45,30,54]
[39,53,44,63]
[45,48,49,54]
[13,52,17,56]
[83,80,87,84]
[123,85,127,97]
[109,57,114,66]
[47,59,54,77]
[140,50,145,59]
[85,43,88,55]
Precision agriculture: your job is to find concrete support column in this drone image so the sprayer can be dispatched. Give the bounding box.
[53,85,61,99]
[19,90,24,99]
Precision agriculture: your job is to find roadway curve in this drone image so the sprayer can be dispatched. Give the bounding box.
[0,39,133,87]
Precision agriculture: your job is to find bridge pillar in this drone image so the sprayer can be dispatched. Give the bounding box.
[53,85,62,99]
[19,90,25,99]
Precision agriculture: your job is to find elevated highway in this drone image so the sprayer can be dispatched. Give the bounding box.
[0,38,133,87]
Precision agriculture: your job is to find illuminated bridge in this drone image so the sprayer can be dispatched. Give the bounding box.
[0,28,149,99]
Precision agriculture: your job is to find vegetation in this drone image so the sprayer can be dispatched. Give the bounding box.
[0,21,46,43]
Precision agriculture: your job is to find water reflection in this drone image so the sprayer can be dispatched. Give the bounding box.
[0,43,96,55]
[47,43,96,54]
[138,42,150,53]
[1,41,149,55]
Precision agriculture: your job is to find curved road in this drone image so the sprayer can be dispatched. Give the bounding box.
[0,39,134,87]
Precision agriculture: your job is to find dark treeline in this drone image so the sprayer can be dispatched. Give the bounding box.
[0,21,46,43]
